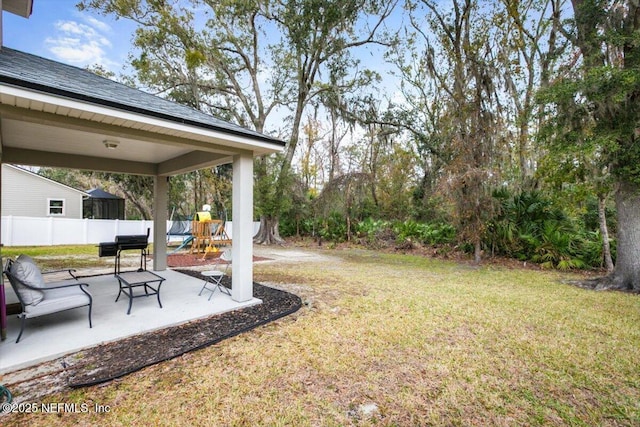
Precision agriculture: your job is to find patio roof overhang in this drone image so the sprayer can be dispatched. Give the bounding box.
[0,47,285,305]
[1,0,32,18]
[0,84,278,176]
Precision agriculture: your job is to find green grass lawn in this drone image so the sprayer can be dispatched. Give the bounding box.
[4,248,640,426]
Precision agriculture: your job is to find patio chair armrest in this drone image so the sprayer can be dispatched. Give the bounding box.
[44,281,90,291]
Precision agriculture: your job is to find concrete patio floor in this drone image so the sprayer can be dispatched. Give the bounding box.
[0,268,261,373]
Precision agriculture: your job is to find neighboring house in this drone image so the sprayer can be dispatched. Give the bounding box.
[84,188,125,220]
[1,164,87,218]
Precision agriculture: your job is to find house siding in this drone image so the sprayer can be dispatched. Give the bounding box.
[1,165,84,218]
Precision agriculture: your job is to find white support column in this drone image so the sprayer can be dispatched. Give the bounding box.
[232,153,254,302]
[1,145,5,341]
[152,175,168,271]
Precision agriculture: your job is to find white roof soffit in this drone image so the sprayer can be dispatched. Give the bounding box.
[0,84,284,157]
[2,0,33,18]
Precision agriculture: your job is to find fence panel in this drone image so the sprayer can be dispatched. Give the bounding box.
[51,218,87,246]
[1,216,155,246]
[1,217,257,246]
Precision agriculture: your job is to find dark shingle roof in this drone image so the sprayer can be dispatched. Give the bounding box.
[87,188,122,199]
[0,47,284,146]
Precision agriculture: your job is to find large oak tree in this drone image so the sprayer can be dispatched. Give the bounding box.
[80,0,396,244]
[540,0,640,289]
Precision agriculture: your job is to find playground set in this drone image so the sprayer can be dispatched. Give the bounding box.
[167,209,232,259]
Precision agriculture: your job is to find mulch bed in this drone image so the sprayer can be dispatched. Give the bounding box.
[167,252,269,267]
[3,272,301,403]
[67,272,301,387]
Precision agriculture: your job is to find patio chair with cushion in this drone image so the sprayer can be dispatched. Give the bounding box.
[3,255,93,343]
[199,249,232,300]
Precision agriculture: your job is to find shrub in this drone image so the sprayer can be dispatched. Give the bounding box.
[486,189,612,269]
[417,223,456,245]
[318,211,349,243]
[355,219,456,248]
[531,220,586,269]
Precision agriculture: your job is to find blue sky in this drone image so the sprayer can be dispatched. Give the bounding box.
[3,0,135,72]
[4,1,402,78]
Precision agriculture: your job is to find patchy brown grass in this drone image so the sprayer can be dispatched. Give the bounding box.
[3,248,640,426]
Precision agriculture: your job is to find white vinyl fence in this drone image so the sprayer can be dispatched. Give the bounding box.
[1,216,155,246]
[0,216,259,246]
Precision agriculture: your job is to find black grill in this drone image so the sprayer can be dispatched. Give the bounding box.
[99,229,150,274]
[99,242,118,257]
[115,234,149,250]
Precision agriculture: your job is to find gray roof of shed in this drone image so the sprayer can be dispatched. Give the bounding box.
[86,188,123,200]
[0,47,284,146]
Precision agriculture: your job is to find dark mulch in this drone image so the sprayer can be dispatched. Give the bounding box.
[166,252,269,268]
[66,271,301,387]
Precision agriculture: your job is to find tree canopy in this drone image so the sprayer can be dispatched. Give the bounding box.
[56,0,640,289]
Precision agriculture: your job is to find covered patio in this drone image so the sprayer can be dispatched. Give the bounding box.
[0,0,285,370]
[0,268,262,373]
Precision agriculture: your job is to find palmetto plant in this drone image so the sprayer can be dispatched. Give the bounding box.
[531,220,586,270]
[487,190,594,269]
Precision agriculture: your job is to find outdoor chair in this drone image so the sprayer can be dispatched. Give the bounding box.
[199,249,232,300]
[3,255,93,343]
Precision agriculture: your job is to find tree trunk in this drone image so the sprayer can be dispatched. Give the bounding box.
[606,181,640,290]
[122,188,151,220]
[253,215,285,245]
[474,237,482,264]
[597,195,614,272]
